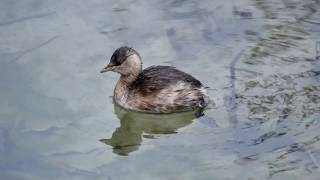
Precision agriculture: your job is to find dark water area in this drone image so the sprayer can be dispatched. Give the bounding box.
[0,0,320,179]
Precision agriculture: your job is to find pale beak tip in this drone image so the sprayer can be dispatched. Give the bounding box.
[100,64,114,74]
[100,69,107,73]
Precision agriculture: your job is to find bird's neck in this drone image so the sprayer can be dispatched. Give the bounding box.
[119,70,140,84]
[114,74,139,108]
[114,54,142,102]
[114,71,139,96]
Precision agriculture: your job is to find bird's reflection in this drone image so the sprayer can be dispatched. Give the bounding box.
[100,104,197,156]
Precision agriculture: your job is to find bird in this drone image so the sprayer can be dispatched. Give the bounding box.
[100,47,210,115]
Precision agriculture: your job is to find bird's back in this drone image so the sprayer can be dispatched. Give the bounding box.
[130,66,203,95]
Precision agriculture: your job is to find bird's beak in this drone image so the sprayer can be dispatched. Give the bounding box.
[100,65,114,73]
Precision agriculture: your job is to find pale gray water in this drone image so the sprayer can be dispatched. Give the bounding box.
[0,0,320,180]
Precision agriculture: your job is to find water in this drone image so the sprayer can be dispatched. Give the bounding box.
[0,0,320,179]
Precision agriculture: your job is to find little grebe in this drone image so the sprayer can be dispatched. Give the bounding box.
[100,47,210,113]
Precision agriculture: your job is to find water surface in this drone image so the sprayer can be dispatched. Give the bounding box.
[0,0,320,179]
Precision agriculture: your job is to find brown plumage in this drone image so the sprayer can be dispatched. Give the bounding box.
[130,66,202,95]
[101,47,210,114]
